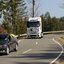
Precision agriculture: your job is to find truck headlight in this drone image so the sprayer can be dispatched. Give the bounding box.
[27,33,29,35]
[37,33,39,35]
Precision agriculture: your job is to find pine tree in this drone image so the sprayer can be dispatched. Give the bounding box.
[59,18,64,30]
[41,12,60,31]
[8,0,27,34]
[0,0,27,34]
[52,17,60,31]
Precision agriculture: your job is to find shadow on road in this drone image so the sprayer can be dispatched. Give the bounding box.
[5,43,61,64]
[7,52,60,64]
[14,62,49,64]
[0,53,6,56]
[24,38,41,39]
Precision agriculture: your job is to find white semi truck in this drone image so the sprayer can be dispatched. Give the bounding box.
[27,17,43,38]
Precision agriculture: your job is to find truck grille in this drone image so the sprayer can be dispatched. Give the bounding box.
[30,31,37,34]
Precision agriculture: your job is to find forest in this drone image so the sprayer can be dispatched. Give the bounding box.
[0,0,64,34]
[41,12,64,32]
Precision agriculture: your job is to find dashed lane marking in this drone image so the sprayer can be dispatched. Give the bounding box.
[22,49,32,54]
[36,42,38,44]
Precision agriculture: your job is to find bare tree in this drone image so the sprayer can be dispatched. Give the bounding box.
[25,0,43,17]
[57,0,64,9]
[33,0,35,17]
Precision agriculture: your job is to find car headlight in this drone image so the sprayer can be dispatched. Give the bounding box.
[2,45,7,47]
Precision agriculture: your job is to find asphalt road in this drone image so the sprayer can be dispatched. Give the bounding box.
[0,34,64,64]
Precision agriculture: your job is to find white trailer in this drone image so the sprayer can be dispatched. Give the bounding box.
[27,17,43,38]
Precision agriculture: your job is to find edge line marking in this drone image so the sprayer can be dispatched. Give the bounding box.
[50,38,63,64]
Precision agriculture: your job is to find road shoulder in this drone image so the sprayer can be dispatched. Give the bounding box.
[55,38,64,64]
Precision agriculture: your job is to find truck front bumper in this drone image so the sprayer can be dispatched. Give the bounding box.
[27,35,39,38]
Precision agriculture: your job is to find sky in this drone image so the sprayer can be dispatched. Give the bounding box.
[25,0,64,18]
[0,0,64,24]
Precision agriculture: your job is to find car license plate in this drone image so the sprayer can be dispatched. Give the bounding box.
[0,45,2,47]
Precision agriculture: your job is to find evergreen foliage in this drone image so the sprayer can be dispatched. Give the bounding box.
[0,0,27,34]
[0,0,64,34]
[41,12,64,32]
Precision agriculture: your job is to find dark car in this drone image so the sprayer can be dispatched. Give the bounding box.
[0,34,18,55]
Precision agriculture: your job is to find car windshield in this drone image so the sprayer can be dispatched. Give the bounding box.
[0,34,8,41]
[27,21,40,27]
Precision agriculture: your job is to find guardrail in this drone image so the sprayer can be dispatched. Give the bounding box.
[15,34,27,37]
[43,30,64,34]
[15,30,64,37]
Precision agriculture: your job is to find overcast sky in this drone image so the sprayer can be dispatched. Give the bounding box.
[25,0,64,18]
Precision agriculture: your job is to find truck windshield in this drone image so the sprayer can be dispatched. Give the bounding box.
[27,21,40,27]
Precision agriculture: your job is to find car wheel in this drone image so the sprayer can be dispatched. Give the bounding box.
[6,46,10,55]
[14,44,18,51]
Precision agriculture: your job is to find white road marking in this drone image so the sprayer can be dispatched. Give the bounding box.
[36,42,38,44]
[50,38,63,64]
[22,49,32,54]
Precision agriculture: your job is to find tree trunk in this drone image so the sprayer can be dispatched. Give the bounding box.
[33,0,35,17]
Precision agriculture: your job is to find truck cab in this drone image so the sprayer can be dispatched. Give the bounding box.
[27,17,43,38]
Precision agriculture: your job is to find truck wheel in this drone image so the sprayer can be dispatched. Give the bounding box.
[41,33,43,38]
[27,36,29,39]
[41,36,43,38]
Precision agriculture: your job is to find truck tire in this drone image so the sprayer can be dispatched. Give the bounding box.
[41,33,43,38]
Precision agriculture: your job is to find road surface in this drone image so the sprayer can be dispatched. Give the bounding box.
[0,34,63,64]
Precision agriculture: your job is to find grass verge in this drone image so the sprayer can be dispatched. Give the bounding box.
[17,36,27,41]
[57,37,64,45]
[57,37,64,64]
